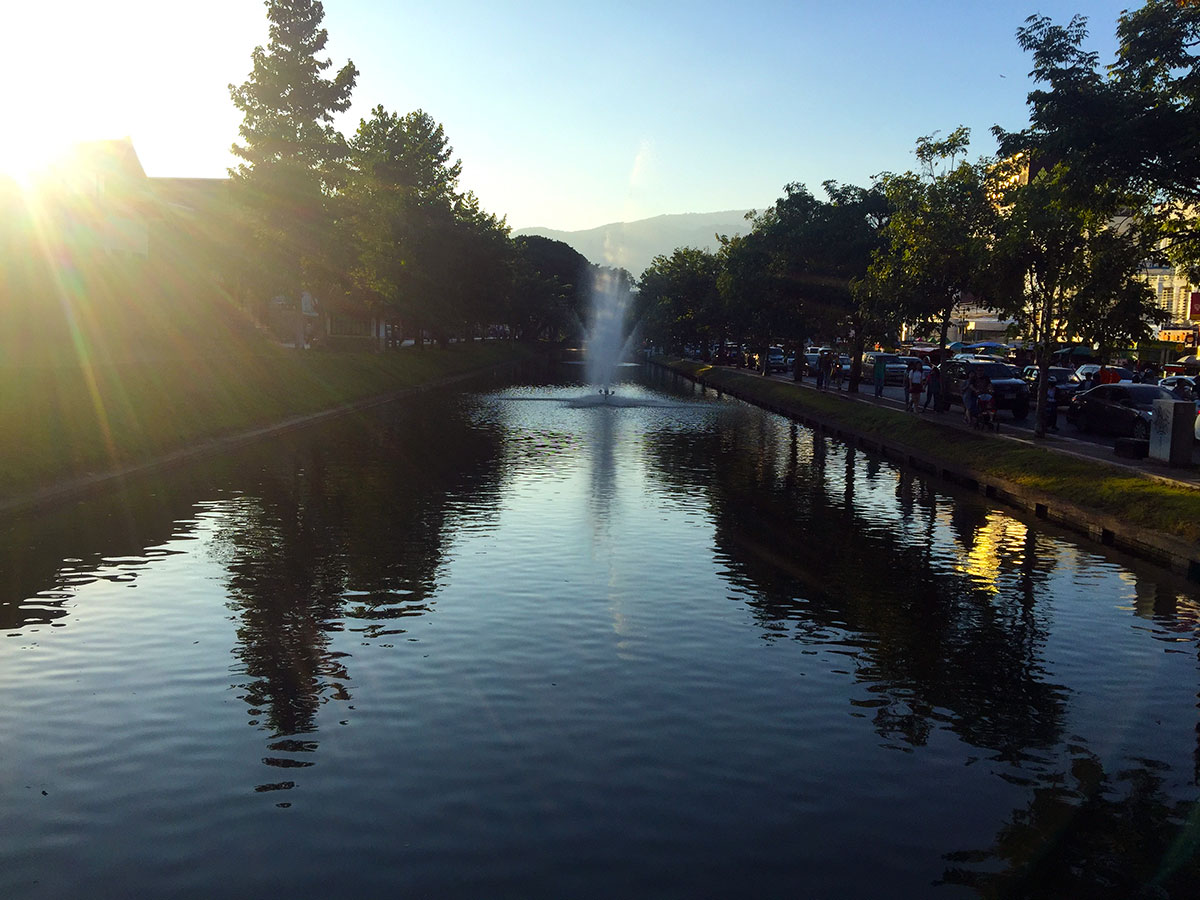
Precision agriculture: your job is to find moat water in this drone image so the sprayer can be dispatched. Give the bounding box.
[3,362,1200,898]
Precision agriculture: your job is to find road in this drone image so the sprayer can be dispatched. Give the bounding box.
[758,369,1200,466]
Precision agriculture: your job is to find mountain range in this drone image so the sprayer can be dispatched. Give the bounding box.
[513,209,755,278]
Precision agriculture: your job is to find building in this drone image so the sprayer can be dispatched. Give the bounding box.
[1141,263,1197,327]
[42,138,153,257]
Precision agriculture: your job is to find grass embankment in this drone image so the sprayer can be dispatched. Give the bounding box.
[0,341,537,500]
[667,359,1200,544]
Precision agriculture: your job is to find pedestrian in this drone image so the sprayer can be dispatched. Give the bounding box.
[976,378,997,430]
[1044,376,1059,431]
[831,355,844,390]
[923,364,941,413]
[907,361,924,412]
[818,351,832,390]
[873,353,886,398]
[963,374,979,426]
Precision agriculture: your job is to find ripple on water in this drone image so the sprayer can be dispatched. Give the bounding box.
[4,371,1200,897]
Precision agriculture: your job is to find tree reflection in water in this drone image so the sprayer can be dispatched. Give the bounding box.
[641,400,1200,892]
[941,745,1200,897]
[210,397,505,787]
[645,412,1068,758]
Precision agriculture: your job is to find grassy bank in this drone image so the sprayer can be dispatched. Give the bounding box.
[664,359,1200,544]
[1,341,538,500]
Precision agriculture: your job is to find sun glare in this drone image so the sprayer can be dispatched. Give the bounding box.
[0,140,73,188]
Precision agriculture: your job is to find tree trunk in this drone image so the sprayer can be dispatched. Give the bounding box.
[848,326,865,393]
[937,303,953,410]
[1033,291,1055,438]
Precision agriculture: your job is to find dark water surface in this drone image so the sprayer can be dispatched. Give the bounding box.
[4,363,1200,898]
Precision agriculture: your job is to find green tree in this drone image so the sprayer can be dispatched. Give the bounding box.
[510,236,592,341]
[990,163,1163,436]
[993,10,1172,435]
[229,0,358,326]
[1111,1,1200,277]
[441,193,513,342]
[345,107,462,345]
[870,128,997,368]
[739,182,887,385]
[345,107,512,347]
[637,247,723,355]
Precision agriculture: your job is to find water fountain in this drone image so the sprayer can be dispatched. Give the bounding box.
[566,269,644,408]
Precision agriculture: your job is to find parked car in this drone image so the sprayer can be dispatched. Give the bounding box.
[1065,383,1176,438]
[1157,376,1200,437]
[1023,366,1083,400]
[863,352,908,385]
[941,358,1031,419]
[897,356,932,376]
[1074,364,1135,384]
[803,351,821,375]
[765,346,788,373]
[1158,375,1198,399]
[715,343,749,366]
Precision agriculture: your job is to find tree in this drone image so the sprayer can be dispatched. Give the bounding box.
[992,9,1172,435]
[441,193,513,342]
[1111,1,1200,277]
[740,181,887,385]
[345,107,466,345]
[637,247,723,355]
[345,107,514,346]
[870,128,997,369]
[989,163,1164,436]
[994,4,1200,275]
[229,0,358,324]
[510,236,592,341]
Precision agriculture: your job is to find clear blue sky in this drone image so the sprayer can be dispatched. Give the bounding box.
[10,0,1132,231]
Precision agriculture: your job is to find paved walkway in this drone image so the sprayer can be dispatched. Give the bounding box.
[771,371,1200,492]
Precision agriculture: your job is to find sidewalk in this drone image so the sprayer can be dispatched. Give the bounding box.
[781,372,1200,492]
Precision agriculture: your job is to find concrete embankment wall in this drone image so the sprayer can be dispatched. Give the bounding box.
[655,359,1200,583]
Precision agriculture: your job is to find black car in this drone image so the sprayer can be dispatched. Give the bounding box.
[1065,383,1176,439]
[942,359,1031,419]
[1023,365,1082,401]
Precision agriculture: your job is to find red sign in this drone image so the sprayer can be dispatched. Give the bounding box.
[1191,292,1200,321]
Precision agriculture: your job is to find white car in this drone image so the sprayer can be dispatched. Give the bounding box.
[1155,376,1200,440]
[1075,364,1135,383]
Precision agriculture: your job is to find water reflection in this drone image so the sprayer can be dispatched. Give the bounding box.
[644,402,1147,760]
[211,399,505,786]
[6,365,1200,896]
[642,377,1200,890]
[0,482,194,632]
[941,745,1198,898]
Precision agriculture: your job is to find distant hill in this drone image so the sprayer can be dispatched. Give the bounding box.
[513,209,754,278]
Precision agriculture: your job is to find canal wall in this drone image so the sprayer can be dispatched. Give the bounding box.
[656,359,1200,582]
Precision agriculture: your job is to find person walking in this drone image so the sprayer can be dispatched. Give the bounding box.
[963,374,979,426]
[923,364,941,413]
[873,353,886,398]
[1044,376,1059,432]
[906,361,924,412]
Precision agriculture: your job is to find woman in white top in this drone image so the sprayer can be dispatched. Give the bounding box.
[906,363,924,412]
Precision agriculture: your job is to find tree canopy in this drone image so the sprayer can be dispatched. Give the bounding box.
[229,0,358,302]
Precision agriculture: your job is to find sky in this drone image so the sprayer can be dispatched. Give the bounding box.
[6,0,1134,232]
